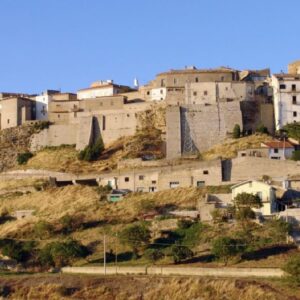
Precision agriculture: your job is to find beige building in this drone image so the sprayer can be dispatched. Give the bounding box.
[77,80,135,100]
[0,97,35,130]
[231,180,277,216]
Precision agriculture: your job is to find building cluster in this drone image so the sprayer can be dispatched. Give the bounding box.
[0,60,300,157]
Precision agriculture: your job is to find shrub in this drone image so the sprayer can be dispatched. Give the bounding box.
[0,239,35,263]
[232,124,241,139]
[0,285,11,298]
[282,254,300,285]
[39,239,89,268]
[33,220,54,239]
[17,152,33,165]
[234,192,262,209]
[212,236,245,265]
[265,219,291,243]
[177,219,193,230]
[78,136,104,162]
[144,248,164,264]
[235,207,256,221]
[136,199,156,214]
[59,214,84,234]
[256,124,269,134]
[283,122,300,141]
[170,245,193,264]
[119,223,151,258]
[292,150,300,161]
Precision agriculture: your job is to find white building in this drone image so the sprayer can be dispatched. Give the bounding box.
[77,80,134,100]
[150,87,167,101]
[271,74,300,130]
[261,141,294,160]
[35,90,59,120]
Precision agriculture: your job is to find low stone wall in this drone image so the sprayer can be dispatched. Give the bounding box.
[62,266,284,278]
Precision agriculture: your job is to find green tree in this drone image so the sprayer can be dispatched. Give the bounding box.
[282,122,300,141]
[33,220,54,239]
[292,150,300,161]
[119,223,151,258]
[17,152,33,165]
[144,248,164,264]
[256,124,269,134]
[170,245,193,264]
[234,193,262,209]
[211,236,245,265]
[78,136,105,162]
[39,239,89,268]
[232,124,241,139]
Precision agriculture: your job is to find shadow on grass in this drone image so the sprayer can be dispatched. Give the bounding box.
[88,251,134,264]
[242,244,296,261]
[179,254,215,264]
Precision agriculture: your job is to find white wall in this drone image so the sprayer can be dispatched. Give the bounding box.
[150,88,166,101]
[35,94,52,120]
[77,86,115,99]
[272,75,300,130]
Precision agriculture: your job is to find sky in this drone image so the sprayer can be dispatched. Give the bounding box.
[0,0,299,94]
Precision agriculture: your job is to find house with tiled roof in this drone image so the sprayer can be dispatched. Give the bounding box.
[261,140,295,160]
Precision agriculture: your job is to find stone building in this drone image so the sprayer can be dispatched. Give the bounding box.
[0,97,35,130]
[288,60,300,74]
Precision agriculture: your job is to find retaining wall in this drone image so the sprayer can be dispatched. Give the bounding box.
[62,266,284,278]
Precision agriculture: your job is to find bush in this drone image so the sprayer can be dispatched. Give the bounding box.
[177,219,193,230]
[33,220,54,239]
[119,223,151,258]
[0,239,35,263]
[234,192,262,209]
[256,124,269,134]
[283,122,300,141]
[232,124,241,139]
[235,207,256,221]
[212,236,245,265]
[282,254,300,285]
[39,239,89,268]
[0,285,11,298]
[136,199,156,214]
[292,150,300,161]
[144,248,164,264]
[78,136,104,162]
[17,152,33,165]
[265,219,291,243]
[59,214,84,234]
[170,245,193,264]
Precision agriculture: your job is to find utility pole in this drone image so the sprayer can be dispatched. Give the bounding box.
[103,234,106,275]
[115,233,118,274]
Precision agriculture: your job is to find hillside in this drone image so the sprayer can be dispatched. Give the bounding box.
[201,133,273,160]
[0,274,298,300]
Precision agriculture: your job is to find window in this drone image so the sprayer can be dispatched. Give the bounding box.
[197,181,205,187]
[293,96,297,104]
[147,91,150,95]
[294,111,298,117]
[203,91,208,96]
[280,84,286,89]
[193,91,197,96]
[139,175,144,181]
[161,79,165,87]
[160,89,163,94]
[102,116,106,130]
[7,119,10,124]
[292,84,296,91]
[151,180,157,184]
[274,148,279,153]
[195,77,199,83]
[203,170,209,175]
[169,181,179,188]
[174,78,177,84]
[58,114,60,118]
[124,177,129,182]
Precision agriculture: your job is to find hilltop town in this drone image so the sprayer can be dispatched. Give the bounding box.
[1,61,300,298]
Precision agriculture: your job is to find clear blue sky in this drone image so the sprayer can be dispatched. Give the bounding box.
[0,0,299,94]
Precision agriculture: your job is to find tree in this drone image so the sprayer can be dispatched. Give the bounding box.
[170,245,193,264]
[233,124,241,139]
[283,122,300,141]
[234,193,262,209]
[33,220,54,239]
[211,237,245,265]
[144,248,164,264]
[292,150,300,161]
[282,254,300,285]
[39,239,89,268]
[119,223,151,258]
[17,152,33,165]
[256,124,269,134]
[78,136,104,162]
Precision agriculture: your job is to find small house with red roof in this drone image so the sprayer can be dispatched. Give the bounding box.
[261,140,295,160]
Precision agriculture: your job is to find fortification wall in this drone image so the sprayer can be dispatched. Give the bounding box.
[30,124,77,151]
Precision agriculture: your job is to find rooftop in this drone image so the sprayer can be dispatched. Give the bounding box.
[261,141,294,149]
